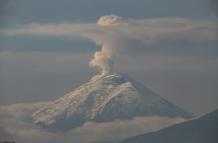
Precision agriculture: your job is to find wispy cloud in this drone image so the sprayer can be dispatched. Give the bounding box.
[2,16,216,42]
[1,16,217,74]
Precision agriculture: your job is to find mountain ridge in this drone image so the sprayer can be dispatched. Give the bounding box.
[31,73,193,131]
[121,109,218,143]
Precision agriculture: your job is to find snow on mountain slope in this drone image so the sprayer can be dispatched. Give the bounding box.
[31,73,193,131]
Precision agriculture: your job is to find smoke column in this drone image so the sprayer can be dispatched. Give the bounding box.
[89,45,114,75]
[89,15,123,75]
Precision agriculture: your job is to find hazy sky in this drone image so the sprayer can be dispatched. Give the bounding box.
[0,0,217,115]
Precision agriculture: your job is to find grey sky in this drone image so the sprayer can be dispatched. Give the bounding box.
[0,0,215,25]
[0,0,217,115]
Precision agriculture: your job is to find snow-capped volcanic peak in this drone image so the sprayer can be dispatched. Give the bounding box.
[31,73,192,131]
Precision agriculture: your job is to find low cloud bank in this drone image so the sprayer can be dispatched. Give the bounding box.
[0,103,186,143]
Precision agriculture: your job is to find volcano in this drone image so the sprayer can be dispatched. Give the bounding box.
[31,73,193,131]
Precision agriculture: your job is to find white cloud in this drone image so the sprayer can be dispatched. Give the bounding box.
[0,103,186,143]
[0,102,49,119]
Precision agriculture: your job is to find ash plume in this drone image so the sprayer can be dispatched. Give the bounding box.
[89,45,114,75]
[89,15,124,75]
